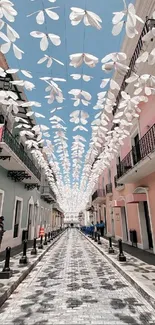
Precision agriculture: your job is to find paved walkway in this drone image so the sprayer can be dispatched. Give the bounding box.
[0,240,34,262]
[104,235,155,266]
[0,229,155,325]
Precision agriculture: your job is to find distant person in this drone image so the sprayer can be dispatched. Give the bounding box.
[0,216,5,249]
[96,221,99,232]
[100,220,105,237]
[90,221,94,237]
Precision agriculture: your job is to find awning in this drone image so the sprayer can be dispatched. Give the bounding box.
[126,193,147,204]
[112,199,125,208]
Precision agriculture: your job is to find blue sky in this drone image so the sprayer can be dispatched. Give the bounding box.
[6,0,132,185]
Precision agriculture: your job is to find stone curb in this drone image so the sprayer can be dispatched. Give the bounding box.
[0,230,65,308]
[80,231,155,310]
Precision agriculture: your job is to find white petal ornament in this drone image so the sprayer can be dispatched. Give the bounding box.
[30,31,61,51]
[27,7,59,25]
[37,55,64,67]
[69,7,102,30]
[0,0,17,22]
[73,125,88,132]
[69,53,98,68]
[112,2,144,38]
[70,74,92,82]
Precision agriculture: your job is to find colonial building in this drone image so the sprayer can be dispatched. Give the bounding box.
[0,53,57,252]
[91,0,155,253]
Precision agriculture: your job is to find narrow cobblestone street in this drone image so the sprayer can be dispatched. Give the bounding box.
[1,229,155,325]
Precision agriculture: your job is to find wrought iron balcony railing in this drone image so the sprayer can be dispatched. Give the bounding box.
[1,126,41,181]
[117,124,155,179]
[41,186,56,201]
[113,18,155,116]
[92,189,105,201]
[106,183,113,195]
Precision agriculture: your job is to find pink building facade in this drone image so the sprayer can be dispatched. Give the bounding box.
[91,0,155,254]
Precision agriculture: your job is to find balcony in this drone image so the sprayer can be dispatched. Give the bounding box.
[117,124,155,184]
[106,183,113,196]
[41,186,56,203]
[92,189,106,203]
[53,203,63,213]
[114,175,124,191]
[113,18,155,116]
[0,126,41,183]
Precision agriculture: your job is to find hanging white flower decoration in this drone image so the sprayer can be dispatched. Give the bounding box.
[37,54,64,67]
[70,74,93,82]
[30,31,61,51]
[0,0,17,22]
[101,52,129,74]
[50,106,64,113]
[27,7,59,24]
[0,38,24,60]
[70,110,89,125]
[68,89,91,106]
[69,7,102,30]
[21,101,41,108]
[42,79,64,104]
[69,53,98,68]
[136,49,155,66]
[26,111,45,118]
[40,76,66,82]
[6,68,33,78]
[73,125,88,132]
[10,80,35,91]
[142,27,155,44]
[112,1,144,38]
[100,78,120,91]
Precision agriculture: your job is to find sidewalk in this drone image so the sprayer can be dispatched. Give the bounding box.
[82,232,155,310]
[0,230,65,308]
[104,235,155,266]
[0,240,34,262]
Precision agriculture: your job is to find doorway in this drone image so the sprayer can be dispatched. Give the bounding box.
[104,207,107,234]
[143,201,153,249]
[34,204,39,238]
[110,206,115,237]
[27,204,33,240]
[0,191,4,215]
[133,133,141,165]
[121,207,128,242]
[138,201,153,250]
[13,199,22,238]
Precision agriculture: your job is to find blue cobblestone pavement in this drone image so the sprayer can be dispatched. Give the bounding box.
[0,229,155,325]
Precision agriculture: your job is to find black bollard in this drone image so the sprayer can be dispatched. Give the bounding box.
[97,232,101,245]
[0,247,12,279]
[108,237,114,254]
[51,231,53,240]
[118,239,126,262]
[47,232,51,243]
[19,240,28,265]
[44,233,48,245]
[31,238,37,255]
[38,235,43,249]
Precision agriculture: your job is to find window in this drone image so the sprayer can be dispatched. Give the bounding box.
[41,207,44,226]
[133,133,141,164]
[0,114,7,127]
[117,156,121,165]
[102,177,104,189]
[13,199,22,238]
[108,169,111,183]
